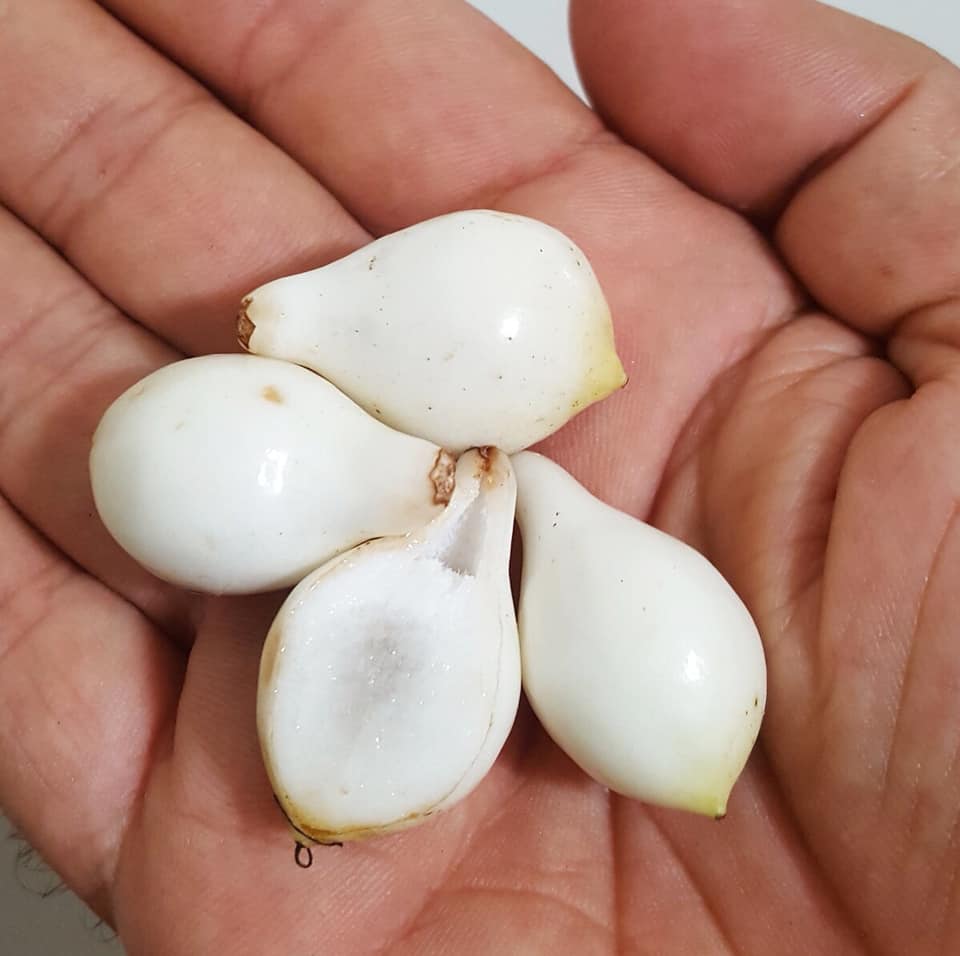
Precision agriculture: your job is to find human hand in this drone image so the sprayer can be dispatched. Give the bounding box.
[0,1,958,953]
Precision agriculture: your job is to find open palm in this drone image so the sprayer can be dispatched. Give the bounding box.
[1,1,958,953]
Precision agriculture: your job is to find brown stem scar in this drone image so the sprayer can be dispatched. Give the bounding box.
[430,449,457,505]
[237,298,255,350]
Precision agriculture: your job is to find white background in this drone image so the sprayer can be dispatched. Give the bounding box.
[2,1,957,953]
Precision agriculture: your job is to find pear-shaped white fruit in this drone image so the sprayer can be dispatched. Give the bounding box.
[257,449,520,843]
[90,354,452,594]
[239,210,626,453]
[512,452,766,817]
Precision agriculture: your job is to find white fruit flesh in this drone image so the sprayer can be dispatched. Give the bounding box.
[90,354,450,594]
[512,452,766,817]
[258,449,520,843]
[239,210,626,453]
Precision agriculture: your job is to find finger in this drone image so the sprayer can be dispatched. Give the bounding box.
[571,0,932,217]
[0,494,183,919]
[0,206,198,638]
[100,0,604,232]
[778,69,960,340]
[0,0,363,355]
[572,0,960,345]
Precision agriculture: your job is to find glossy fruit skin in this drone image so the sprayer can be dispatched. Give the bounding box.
[240,209,626,453]
[90,354,448,594]
[513,451,767,816]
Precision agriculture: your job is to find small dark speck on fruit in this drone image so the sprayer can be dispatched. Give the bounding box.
[427,405,433,411]
[368,256,377,270]
[374,407,382,416]
[753,697,759,707]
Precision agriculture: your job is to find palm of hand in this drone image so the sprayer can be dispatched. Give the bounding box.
[1,2,957,955]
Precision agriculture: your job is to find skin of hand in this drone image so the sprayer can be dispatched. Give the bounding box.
[0,0,958,953]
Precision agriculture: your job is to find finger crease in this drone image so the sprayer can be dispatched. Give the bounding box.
[481,126,620,211]
[774,75,922,228]
[880,501,960,799]
[0,544,71,670]
[648,818,741,956]
[231,0,355,121]
[31,85,212,255]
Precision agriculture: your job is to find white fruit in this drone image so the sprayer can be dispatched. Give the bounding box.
[257,449,520,843]
[90,354,452,594]
[512,452,766,817]
[239,210,626,453]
